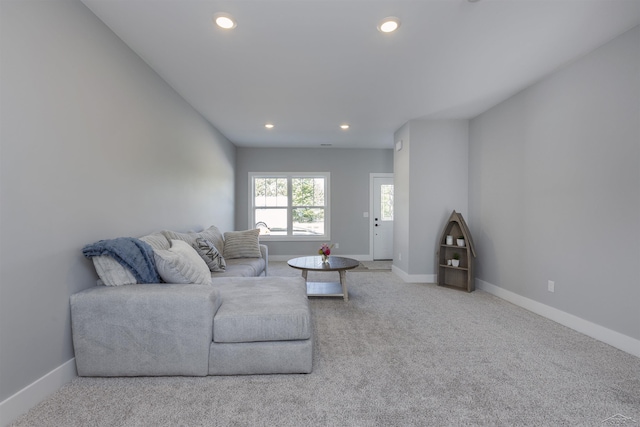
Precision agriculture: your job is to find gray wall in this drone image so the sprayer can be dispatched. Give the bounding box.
[0,0,236,403]
[468,26,640,339]
[235,148,393,258]
[393,123,411,273]
[393,120,469,278]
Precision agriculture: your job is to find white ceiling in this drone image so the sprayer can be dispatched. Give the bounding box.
[81,0,640,149]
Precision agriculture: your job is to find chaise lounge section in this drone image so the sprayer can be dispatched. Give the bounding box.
[71,276,312,376]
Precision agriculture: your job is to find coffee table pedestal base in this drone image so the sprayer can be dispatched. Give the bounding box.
[303,270,349,301]
[306,281,346,300]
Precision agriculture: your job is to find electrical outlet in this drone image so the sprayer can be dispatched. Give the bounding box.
[398,253,402,261]
[334,243,339,249]
[548,280,555,292]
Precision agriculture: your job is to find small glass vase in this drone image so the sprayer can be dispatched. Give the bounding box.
[321,254,329,263]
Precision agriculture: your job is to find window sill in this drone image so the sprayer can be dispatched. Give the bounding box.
[258,235,330,242]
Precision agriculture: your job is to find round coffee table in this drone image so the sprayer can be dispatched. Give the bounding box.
[287,256,359,301]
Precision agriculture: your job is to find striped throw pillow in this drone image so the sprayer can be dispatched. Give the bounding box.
[223,229,261,259]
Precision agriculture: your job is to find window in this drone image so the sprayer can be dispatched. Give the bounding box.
[249,172,330,240]
[380,184,394,221]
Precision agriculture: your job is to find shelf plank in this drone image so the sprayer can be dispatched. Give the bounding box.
[306,281,344,298]
[440,283,467,291]
[439,264,469,271]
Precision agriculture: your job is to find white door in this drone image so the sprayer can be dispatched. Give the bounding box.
[373,177,394,260]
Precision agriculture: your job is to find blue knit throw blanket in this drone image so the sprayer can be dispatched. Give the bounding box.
[82,237,161,284]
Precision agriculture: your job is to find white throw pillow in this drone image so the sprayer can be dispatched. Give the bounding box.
[154,240,211,285]
[92,255,137,286]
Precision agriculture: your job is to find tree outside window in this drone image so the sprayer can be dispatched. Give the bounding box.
[250,173,330,240]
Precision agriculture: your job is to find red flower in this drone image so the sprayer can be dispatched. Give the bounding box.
[319,243,334,256]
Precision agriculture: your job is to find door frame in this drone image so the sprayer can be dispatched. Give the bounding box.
[369,173,394,261]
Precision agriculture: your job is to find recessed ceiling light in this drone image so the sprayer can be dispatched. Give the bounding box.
[213,12,237,29]
[377,17,400,33]
[264,123,274,129]
[340,124,350,130]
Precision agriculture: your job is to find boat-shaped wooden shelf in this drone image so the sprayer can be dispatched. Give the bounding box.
[436,210,476,292]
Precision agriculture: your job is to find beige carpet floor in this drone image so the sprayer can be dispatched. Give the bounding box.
[11,263,640,426]
[359,260,392,270]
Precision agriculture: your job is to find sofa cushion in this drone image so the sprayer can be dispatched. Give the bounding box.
[162,226,225,255]
[193,238,226,272]
[154,240,211,285]
[209,338,313,375]
[71,284,220,377]
[223,229,261,259]
[211,258,265,278]
[212,277,310,343]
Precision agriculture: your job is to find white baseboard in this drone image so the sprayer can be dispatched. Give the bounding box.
[476,279,640,358]
[270,256,439,283]
[0,358,77,426]
[392,265,436,283]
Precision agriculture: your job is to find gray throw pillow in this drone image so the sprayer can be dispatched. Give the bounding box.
[193,238,226,272]
[223,229,262,259]
[162,225,225,255]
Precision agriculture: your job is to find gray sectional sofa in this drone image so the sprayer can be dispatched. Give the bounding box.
[71,226,313,376]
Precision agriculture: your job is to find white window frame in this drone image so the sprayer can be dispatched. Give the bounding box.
[248,172,331,241]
